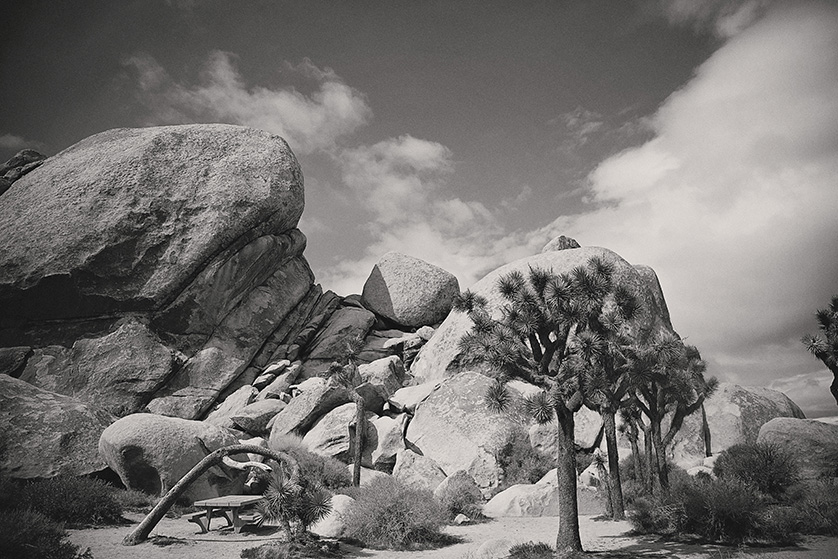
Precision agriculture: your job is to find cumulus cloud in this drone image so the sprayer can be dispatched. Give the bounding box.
[319,135,540,295]
[537,3,838,402]
[123,51,371,154]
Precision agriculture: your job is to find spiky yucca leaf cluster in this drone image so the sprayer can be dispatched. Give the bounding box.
[802,294,838,406]
[256,466,333,535]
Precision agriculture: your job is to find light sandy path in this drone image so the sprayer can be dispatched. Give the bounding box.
[68,513,838,559]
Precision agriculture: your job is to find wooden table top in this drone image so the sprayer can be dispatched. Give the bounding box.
[193,495,265,508]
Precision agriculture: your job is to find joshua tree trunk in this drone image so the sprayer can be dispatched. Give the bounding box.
[643,421,654,495]
[351,392,366,487]
[602,409,625,520]
[555,406,583,556]
[701,403,712,457]
[123,444,299,545]
[627,419,641,482]
[651,421,669,492]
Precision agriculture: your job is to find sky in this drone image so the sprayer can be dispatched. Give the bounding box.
[1,0,836,417]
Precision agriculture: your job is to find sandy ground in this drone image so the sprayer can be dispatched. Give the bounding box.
[68,513,838,559]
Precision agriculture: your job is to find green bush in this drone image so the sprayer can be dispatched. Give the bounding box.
[0,509,92,559]
[113,488,158,512]
[495,435,554,489]
[435,474,484,521]
[713,443,799,499]
[342,476,451,549]
[271,434,351,489]
[507,541,554,559]
[18,476,123,526]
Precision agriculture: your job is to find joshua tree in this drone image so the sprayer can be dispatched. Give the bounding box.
[454,256,638,555]
[326,334,368,486]
[802,295,838,406]
[571,290,640,521]
[626,334,717,492]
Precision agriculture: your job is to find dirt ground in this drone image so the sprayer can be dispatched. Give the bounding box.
[68,513,838,559]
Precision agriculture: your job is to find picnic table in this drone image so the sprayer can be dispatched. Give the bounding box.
[189,495,264,533]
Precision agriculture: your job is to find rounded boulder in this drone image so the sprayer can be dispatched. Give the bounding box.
[361,252,459,328]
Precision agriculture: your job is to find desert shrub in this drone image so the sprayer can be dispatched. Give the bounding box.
[341,475,451,549]
[240,535,341,559]
[271,434,351,489]
[795,481,838,535]
[629,473,790,544]
[495,435,554,489]
[113,488,158,512]
[19,476,123,526]
[435,474,484,520]
[0,509,92,559]
[508,541,554,559]
[713,443,799,499]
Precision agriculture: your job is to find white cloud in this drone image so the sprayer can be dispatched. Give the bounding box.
[538,3,838,389]
[123,52,371,154]
[319,135,539,295]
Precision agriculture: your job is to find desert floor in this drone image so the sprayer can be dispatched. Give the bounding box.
[68,512,838,559]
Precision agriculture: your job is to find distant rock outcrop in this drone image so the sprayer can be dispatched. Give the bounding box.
[667,382,805,469]
[0,149,46,197]
[0,375,113,478]
[361,251,459,328]
[410,244,675,383]
[757,417,838,480]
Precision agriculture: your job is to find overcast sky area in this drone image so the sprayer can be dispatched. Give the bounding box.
[1,0,836,417]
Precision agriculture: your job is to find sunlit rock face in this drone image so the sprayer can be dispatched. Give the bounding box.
[758,417,838,480]
[0,124,319,423]
[361,251,460,329]
[410,242,675,383]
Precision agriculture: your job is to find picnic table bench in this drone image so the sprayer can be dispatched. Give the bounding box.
[189,495,264,533]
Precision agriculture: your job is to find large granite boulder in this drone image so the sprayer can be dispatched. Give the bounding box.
[0,375,114,478]
[310,494,355,538]
[405,371,519,494]
[296,306,376,380]
[392,449,447,492]
[98,413,243,501]
[302,402,373,464]
[361,252,459,328]
[19,318,174,416]
[757,418,838,480]
[482,483,559,517]
[667,382,805,469]
[410,244,674,383]
[529,405,603,454]
[0,124,315,422]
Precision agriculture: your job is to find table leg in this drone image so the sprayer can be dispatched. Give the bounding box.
[205,508,213,532]
[231,507,244,533]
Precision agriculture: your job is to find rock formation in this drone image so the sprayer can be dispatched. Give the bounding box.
[0,374,114,478]
[361,251,460,328]
[757,417,838,480]
[410,243,675,383]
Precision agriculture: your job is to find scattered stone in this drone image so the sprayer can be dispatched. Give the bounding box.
[388,381,439,414]
[453,513,470,525]
[267,384,352,443]
[473,538,515,559]
[0,346,32,377]
[310,494,355,538]
[205,385,259,428]
[482,484,559,517]
[252,372,277,391]
[258,361,301,400]
[369,414,406,469]
[231,399,288,435]
[392,449,447,492]
[361,252,460,328]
